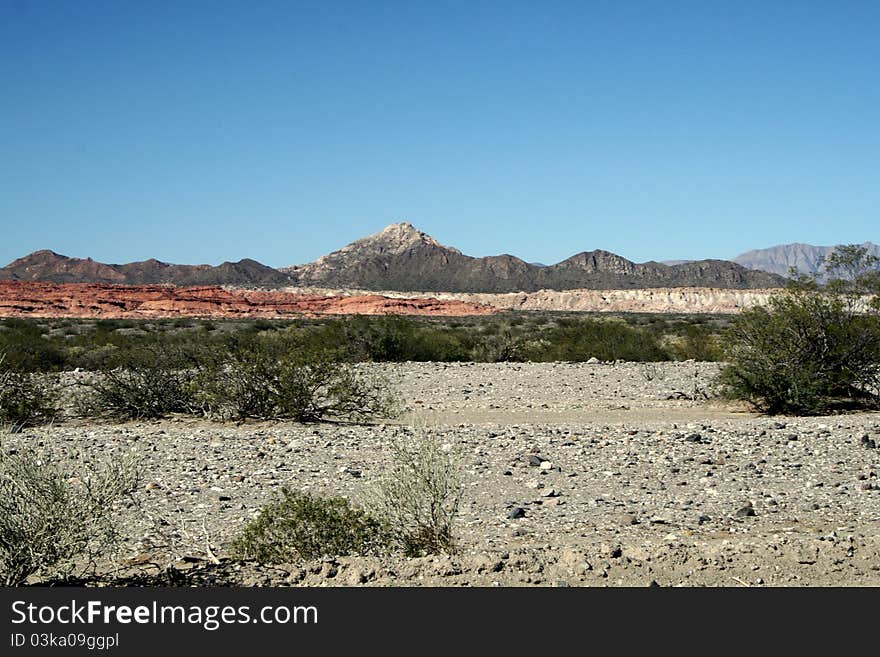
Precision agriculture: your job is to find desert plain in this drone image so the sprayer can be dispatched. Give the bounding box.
[8,360,880,587]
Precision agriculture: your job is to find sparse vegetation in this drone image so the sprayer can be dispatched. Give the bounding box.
[0,354,57,431]
[231,489,387,563]
[367,424,462,556]
[667,324,724,362]
[234,424,464,565]
[0,446,139,585]
[191,344,397,422]
[0,313,732,374]
[80,349,197,420]
[523,316,670,362]
[720,245,880,414]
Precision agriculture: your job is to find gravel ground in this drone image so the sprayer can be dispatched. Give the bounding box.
[8,362,880,587]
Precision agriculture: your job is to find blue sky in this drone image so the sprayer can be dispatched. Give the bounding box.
[1,0,878,268]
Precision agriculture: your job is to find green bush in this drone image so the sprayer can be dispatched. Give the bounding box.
[719,246,880,414]
[192,346,397,422]
[0,447,139,585]
[525,317,670,362]
[367,425,462,556]
[0,320,64,372]
[471,324,527,362]
[668,324,724,361]
[0,355,57,430]
[231,489,387,563]
[79,346,198,419]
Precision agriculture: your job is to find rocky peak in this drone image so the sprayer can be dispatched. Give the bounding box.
[366,222,457,254]
[8,249,67,265]
[555,249,639,275]
[303,222,460,269]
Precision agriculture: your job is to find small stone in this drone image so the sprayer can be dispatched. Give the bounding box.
[527,455,546,466]
[539,461,553,471]
[610,546,623,558]
[619,514,639,526]
[508,507,526,519]
[587,357,601,364]
[735,506,757,518]
[860,435,877,449]
[685,433,703,443]
[697,514,711,524]
[525,480,545,489]
[542,488,560,497]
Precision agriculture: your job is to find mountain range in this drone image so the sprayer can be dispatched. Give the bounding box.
[0,250,292,287]
[0,222,850,292]
[732,242,880,280]
[279,223,783,291]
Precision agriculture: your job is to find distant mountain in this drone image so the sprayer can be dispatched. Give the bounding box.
[281,222,784,292]
[733,242,880,280]
[0,250,292,287]
[1,223,787,292]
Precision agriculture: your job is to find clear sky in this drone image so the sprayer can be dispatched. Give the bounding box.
[1,0,878,268]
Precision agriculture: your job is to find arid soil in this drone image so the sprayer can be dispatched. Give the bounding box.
[0,280,496,318]
[9,362,880,587]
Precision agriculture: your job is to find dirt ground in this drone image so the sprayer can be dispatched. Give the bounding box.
[10,361,880,587]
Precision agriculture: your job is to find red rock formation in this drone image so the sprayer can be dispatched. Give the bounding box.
[0,281,498,319]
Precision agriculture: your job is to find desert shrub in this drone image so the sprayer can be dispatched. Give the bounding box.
[231,489,387,563]
[367,425,462,556]
[306,316,474,362]
[79,346,198,419]
[0,355,57,430]
[0,320,65,372]
[471,324,527,362]
[0,447,139,585]
[719,246,880,414]
[192,345,397,422]
[668,324,724,361]
[82,367,196,419]
[525,317,670,362]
